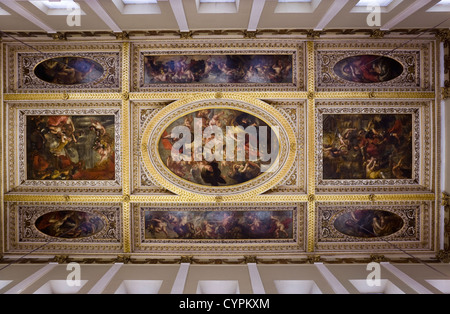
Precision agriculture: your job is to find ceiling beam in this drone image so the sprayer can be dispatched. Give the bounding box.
[381,0,434,31]
[169,0,189,32]
[314,0,350,31]
[0,0,56,33]
[247,0,266,32]
[83,0,122,33]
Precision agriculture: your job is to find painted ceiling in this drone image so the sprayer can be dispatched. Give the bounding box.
[0,0,449,265]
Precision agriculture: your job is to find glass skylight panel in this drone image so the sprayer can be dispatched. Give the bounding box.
[274,0,319,13]
[0,5,10,15]
[200,0,236,2]
[196,0,239,13]
[355,0,395,6]
[427,0,450,12]
[40,0,79,9]
[112,0,161,14]
[122,0,157,4]
[351,0,401,13]
[29,0,85,15]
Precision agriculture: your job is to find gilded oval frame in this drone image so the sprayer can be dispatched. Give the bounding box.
[140,93,297,202]
[33,55,106,86]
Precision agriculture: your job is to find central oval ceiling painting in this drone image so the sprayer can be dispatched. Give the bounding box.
[158,108,279,187]
[34,57,104,85]
[35,210,106,239]
[333,55,404,84]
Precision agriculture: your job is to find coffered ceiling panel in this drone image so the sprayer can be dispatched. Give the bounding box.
[183,0,253,30]
[99,0,179,31]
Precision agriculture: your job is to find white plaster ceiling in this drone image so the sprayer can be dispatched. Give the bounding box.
[0,0,449,34]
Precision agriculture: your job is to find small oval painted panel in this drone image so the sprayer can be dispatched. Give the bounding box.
[35,210,105,238]
[34,57,104,85]
[333,55,403,83]
[334,210,404,238]
[158,108,279,187]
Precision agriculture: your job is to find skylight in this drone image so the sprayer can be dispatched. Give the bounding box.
[355,0,395,6]
[122,0,157,4]
[196,0,239,14]
[199,0,236,2]
[426,0,450,12]
[0,5,10,15]
[274,0,319,13]
[351,0,402,13]
[112,0,161,14]
[38,0,79,9]
[30,0,85,16]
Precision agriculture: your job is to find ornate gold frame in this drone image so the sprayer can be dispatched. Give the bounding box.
[6,202,123,254]
[315,200,434,252]
[315,100,433,193]
[314,39,434,92]
[0,36,442,260]
[6,100,123,194]
[139,94,297,201]
[133,202,305,254]
[3,42,123,93]
[131,40,305,92]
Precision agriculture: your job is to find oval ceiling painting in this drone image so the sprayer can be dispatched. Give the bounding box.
[35,210,105,239]
[333,55,404,84]
[333,210,404,238]
[158,108,279,187]
[34,57,104,85]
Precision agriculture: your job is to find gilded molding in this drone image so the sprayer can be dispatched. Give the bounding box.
[316,200,433,252]
[4,42,123,93]
[315,100,433,194]
[307,41,316,252]
[3,194,124,203]
[131,39,305,92]
[315,91,435,99]
[121,42,131,253]
[370,30,387,39]
[443,192,450,251]
[139,93,298,202]
[132,202,306,254]
[4,93,123,100]
[6,102,123,194]
[6,202,123,254]
[443,87,449,100]
[314,40,434,92]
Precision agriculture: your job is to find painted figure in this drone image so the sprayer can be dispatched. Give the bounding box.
[333,55,403,84]
[34,57,104,85]
[144,54,293,84]
[144,210,293,240]
[35,210,105,238]
[333,210,404,238]
[322,114,412,180]
[158,109,278,187]
[27,115,116,181]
